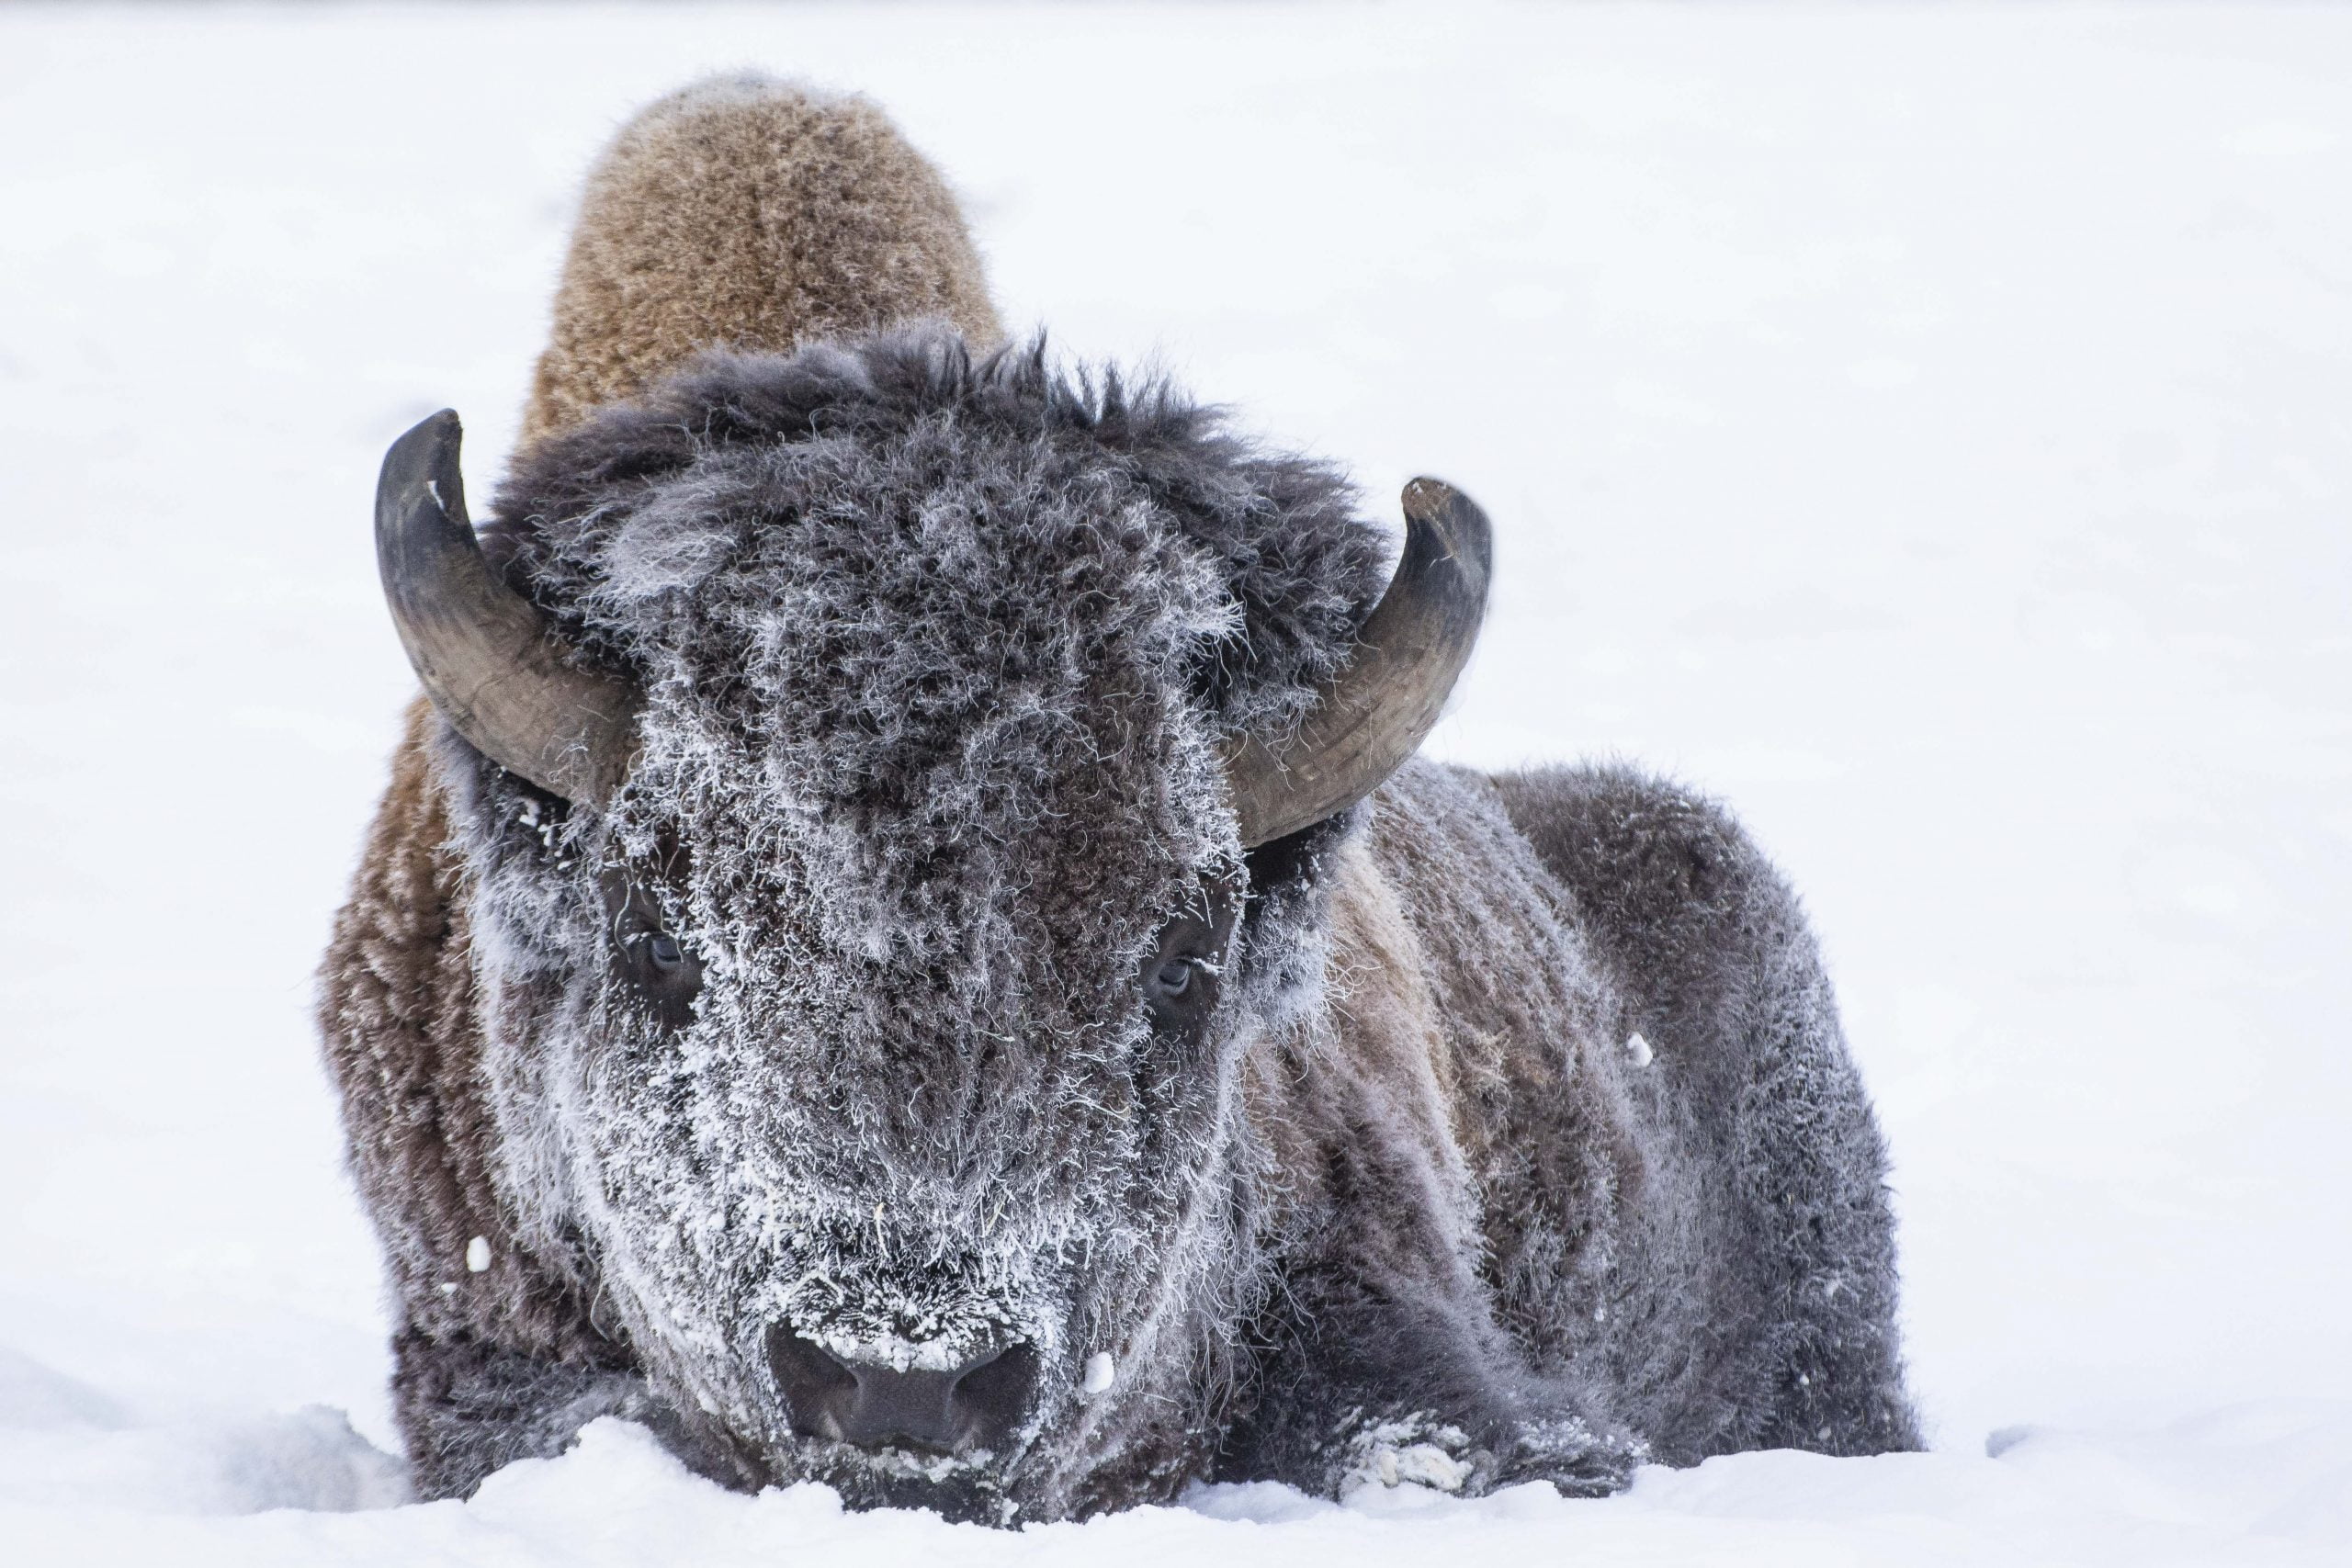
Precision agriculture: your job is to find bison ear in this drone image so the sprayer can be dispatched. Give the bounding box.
[1223,478,1493,848]
[375,410,643,806]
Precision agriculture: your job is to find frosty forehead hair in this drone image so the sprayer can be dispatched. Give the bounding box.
[378,333,1490,868]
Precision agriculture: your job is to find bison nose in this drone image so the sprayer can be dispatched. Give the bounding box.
[767,1327,1038,1456]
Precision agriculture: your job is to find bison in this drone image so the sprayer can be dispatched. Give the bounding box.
[321,73,1918,1525]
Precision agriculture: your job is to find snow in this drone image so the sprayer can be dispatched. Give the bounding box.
[1,2,2347,1563]
[1342,1418,1477,1495]
[4,1411,2346,1564]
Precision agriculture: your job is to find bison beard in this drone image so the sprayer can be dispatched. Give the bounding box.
[319,78,1919,1527]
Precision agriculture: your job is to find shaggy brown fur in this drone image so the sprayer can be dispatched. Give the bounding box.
[322,703,621,1350]
[519,74,1002,446]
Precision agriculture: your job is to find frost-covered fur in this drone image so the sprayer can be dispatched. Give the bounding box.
[319,74,1917,1524]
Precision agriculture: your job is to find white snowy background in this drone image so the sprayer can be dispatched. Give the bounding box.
[2,3,2347,1562]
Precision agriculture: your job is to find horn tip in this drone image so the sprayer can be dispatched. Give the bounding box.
[1399,475,1487,527]
[399,405,463,445]
[381,407,467,494]
[1400,476,1453,516]
[1396,476,1493,582]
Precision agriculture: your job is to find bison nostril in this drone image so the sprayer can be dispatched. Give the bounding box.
[767,1325,859,1442]
[948,1341,1039,1447]
[768,1326,1038,1456]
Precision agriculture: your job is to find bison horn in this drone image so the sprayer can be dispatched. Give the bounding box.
[1226,478,1493,847]
[376,410,642,806]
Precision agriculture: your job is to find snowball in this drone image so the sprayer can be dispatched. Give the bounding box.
[1082,1352,1117,1395]
[1625,1032,1655,1068]
[465,1236,491,1273]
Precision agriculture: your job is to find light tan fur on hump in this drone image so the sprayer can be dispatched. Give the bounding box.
[521,73,1004,446]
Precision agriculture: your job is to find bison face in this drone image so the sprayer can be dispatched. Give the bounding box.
[531,764,1260,1522]
[385,332,1486,1519]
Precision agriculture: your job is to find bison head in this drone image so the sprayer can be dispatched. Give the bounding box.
[374,331,1487,1520]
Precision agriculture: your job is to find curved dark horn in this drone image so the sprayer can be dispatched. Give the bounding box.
[376,410,641,806]
[1226,478,1493,848]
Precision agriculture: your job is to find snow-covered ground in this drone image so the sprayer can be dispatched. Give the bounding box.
[2,3,2347,1562]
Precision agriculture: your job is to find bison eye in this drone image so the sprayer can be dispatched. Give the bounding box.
[1150,959,1194,1000]
[598,864,704,1028]
[617,925,703,1030]
[1139,876,1241,1035]
[1141,949,1210,1033]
